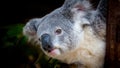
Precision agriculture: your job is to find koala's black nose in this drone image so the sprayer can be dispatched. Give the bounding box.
[41,34,53,52]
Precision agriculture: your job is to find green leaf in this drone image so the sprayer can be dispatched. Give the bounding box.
[6,24,24,38]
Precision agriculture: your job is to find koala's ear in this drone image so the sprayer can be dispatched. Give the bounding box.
[63,0,91,14]
[72,1,92,17]
[62,0,93,27]
[23,18,41,38]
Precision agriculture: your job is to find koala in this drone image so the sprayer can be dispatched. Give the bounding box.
[23,0,107,68]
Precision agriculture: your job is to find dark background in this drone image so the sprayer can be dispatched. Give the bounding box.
[0,0,65,26]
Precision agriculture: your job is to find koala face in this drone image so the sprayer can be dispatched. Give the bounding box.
[23,7,90,58]
[36,12,85,58]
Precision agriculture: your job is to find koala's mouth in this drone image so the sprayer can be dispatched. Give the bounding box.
[44,48,61,56]
[49,49,59,54]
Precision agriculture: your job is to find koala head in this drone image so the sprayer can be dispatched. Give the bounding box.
[23,0,98,59]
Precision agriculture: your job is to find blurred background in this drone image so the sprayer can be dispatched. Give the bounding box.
[0,0,120,68]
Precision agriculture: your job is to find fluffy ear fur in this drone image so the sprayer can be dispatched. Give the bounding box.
[96,0,107,18]
[63,0,92,17]
[23,18,41,41]
[71,0,92,15]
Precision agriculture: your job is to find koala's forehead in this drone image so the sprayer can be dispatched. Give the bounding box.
[37,13,73,32]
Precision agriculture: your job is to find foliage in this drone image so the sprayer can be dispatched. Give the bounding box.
[1,24,26,47]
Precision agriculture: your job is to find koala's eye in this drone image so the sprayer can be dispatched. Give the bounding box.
[55,29,62,35]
